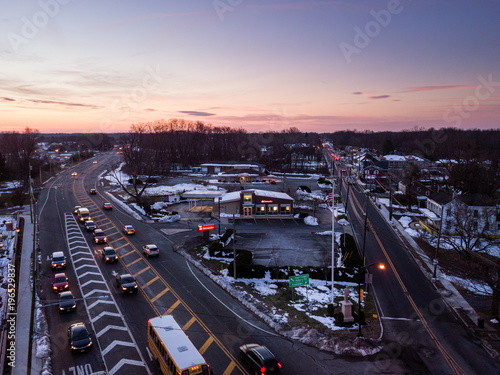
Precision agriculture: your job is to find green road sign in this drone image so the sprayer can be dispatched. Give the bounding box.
[289,274,309,287]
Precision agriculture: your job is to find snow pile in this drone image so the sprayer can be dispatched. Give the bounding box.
[145,183,220,196]
[315,231,332,236]
[105,193,143,221]
[338,218,349,226]
[405,228,420,237]
[304,216,318,226]
[398,216,412,228]
[158,214,181,223]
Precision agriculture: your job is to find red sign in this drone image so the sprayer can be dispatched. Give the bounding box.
[261,200,273,203]
[198,224,215,232]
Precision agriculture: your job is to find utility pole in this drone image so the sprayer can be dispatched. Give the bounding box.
[432,208,444,279]
[389,175,393,221]
[331,180,336,305]
[233,214,237,280]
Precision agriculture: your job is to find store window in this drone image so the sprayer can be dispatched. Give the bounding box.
[256,205,265,216]
[243,194,252,203]
[280,205,291,215]
[268,206,278,215]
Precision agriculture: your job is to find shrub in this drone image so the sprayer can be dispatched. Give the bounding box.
[297,185,312,193]
[228,262,267,278]
[335,311,344,326]
[297,212,308,219]
[221,229,233,243]
[327,303,335,317]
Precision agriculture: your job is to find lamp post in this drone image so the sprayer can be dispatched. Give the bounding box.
[357,263,385,337]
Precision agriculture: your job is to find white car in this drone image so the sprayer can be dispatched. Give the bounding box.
[142,244,159,258]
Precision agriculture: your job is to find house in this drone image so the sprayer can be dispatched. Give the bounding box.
[218,189,293,218]
[421,192,499,237]
[199,162,265,174]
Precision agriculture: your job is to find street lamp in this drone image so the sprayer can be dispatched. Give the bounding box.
[357,263,385,337]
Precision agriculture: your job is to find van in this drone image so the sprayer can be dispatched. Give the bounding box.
[77,208,91,222]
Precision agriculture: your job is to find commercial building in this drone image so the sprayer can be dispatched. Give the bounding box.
[218,189,293,218]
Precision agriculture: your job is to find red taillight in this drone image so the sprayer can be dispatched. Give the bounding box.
[278,362,282,368]
[260,367,266,374]
[181,371,189,375]
[202,365,208,371]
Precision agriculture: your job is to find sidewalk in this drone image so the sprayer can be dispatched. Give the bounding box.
[12,211,42,375]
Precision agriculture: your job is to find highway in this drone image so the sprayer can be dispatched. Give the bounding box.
[35,152,470,375]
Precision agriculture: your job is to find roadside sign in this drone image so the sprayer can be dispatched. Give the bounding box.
[198,224,215,232]
[289,274,309,287]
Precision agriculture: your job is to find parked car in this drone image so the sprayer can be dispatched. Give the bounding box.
[52,273,69,292]
[89,188,97,195]
[73,206,82,214]
[122,225,135,235]
[84,220,96,232]
[59,291,76,313]
[71,172,78,176]
[51,251,67,269]
[142,244,159,258]
[115,274,138,295]
[93,229,106,244]
[101,247,118,263]
[103,202,112,210]
[68,322,92,353]
[92,161,98,164]
[239,344,281,374]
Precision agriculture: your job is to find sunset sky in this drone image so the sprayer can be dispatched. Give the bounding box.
[1,0,499,133]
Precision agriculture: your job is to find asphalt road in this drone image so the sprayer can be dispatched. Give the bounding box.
[338,162,500,375]
[36,153,437,375]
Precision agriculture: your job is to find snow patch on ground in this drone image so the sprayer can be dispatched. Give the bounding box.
[398,216,412,228]
[304,216,318,226]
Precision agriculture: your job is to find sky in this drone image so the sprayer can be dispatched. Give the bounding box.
[1,0,499,134]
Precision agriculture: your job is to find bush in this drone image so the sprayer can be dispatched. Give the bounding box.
[297,212,308,219]
[128,178,143,185]
[327,303,335,317]
[221,229,233,243]
[146,177,158,184]
[297,185,312,193]
[208,242,223,256]
[335,311,344,326]
[228,262,267,278]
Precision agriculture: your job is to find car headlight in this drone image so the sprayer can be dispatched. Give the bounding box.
[133,285,137,288]
[53,286,58,290]
[105,257,109,261]
[64,285,68,289]
[104,237,107,242]
[122,287,127,291]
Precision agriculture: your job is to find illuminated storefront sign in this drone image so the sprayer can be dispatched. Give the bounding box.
[198,224,215,231]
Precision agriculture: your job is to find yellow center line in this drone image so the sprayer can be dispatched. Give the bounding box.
[222,361,237,375]
[358,193,467,375]
[144,276,159,287]
[151,288,170,303]
[164,300,181,315]
[198,336,214,355]
[126,257,143,267]
[182,317,197,332]
[73,179,248,375]
[134,267,150,278]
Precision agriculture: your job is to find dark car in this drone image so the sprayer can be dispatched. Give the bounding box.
[93,229,106,244]
[84,220,96,232]
[101,247,118,263]
[239,344,281,374]
[103,202,112,210]
[73,205,81,214]
[122,225,135,235]
[68,322,92,353]
[59,291,76,313]
[89,188,97,195]
[115,274,138,295]
[51,251,67,269]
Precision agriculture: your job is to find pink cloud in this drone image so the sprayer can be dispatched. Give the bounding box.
[399,85,475,93]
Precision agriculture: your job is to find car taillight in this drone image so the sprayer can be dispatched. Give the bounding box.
[202,365,208,371]
[278,362,282,368]
[260,367,266,374]
[181,371,189,375]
